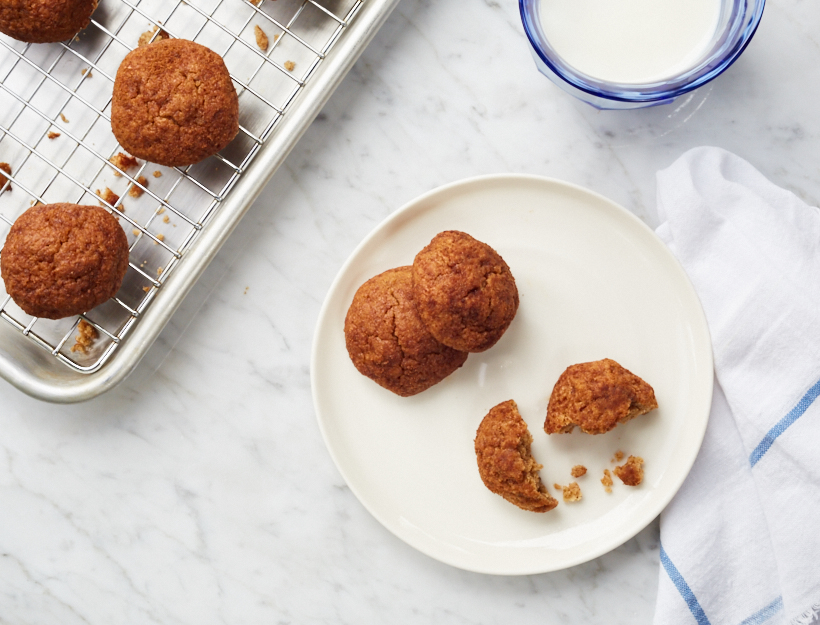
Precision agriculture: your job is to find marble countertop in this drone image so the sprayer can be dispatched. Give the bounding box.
[1,0,819,622]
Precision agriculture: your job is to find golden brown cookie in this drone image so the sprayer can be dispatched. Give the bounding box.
[412,231,519,352]
[0,0,97,43]
[545,358,658,435]
[474,399,558,513]
[1,203,129,319]
[344,266,468,397]
[111,39,239,167]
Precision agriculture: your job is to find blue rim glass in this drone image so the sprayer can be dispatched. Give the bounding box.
[520,0,766,105]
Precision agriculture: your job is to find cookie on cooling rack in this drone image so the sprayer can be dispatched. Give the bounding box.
[474,399,558,513]
[412,230,519,352]
[344,266,469,397]
[0,203,129,319]
[112,38,239,167]
[0,0,98,44]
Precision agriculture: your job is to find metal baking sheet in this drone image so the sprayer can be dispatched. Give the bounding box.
[0,0,399,402]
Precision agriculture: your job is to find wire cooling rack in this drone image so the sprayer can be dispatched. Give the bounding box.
[0,0,365,376]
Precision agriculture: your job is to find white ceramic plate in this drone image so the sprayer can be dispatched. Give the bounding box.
[311,174,713,575]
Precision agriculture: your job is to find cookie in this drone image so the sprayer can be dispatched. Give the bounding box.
[545,358,658,435]
[1,203,129,319]
[344,266,468,397]
[111,39,239,167]
[412,230,519,352]
[474,399,558,513]
[0,0,97,43]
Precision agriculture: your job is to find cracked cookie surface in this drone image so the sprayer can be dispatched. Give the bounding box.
[545,358,658,435]
[1,203,129,319]
[475,399,558,513]
[0,0,98,43]
[412,230,518,352]
[344,266,468,397]
[112,38,239,167]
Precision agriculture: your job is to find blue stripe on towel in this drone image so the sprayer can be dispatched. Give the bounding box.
[738,596,783,625]
[750,377,820,467]
[660,544,711,625]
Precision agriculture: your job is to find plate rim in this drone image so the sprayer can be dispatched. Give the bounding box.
[311,172,714,575]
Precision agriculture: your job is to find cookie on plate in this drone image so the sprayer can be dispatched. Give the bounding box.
[112,38,239,167]
[412,230,519,352]
[1,203,129,319]
[0,0,98,43]
[545,358,658,435]
[344,266,468,397]
[475,399,558,513]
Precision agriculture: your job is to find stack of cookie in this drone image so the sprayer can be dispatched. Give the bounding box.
[344,230,519,396]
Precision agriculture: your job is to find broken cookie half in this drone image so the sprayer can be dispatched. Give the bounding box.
[475,400,558,513]
[545,358,658,435]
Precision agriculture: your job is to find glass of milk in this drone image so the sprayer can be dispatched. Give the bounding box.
[521,0,765,109]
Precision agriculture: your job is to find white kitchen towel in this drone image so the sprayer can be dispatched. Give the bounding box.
[652,146,820,625]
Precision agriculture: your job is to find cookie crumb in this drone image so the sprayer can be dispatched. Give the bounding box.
[553,483,562,491]
[156,207,166,215]
[571,465,587,478]
[243,286,249,295]
[70,319,98,354]
[109,152,139,176]
[249,0,261,5]
[254,25,269,51]
[138,25,169,47]
[128,175,148,198]
[47,131,60,139]
[284,60,295,72]
[154,233,165,244]
[614,455,644,486]
[59,113,69,123]
[157,266,163,276]
[601,469,613,494]
[162,215,170,223]
[0,162,11,190]
[143,286,151,292]
[81,68,92,77]
[562,482,582,502]
[96,187,120,209]
[153,170,162,178]
[132,229,140,236]
[612,450,625,463]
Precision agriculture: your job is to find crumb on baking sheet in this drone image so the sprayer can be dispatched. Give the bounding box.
[602,469,613,494]
[128,175,148,198]
[96,187,120,209]
[157,266,163,276]
[162,215,170,223]
[562,482,582,502]
[110,152,139,176]
[154,233,165,245]
[138,25,169,47]
[249,0,261,5]
[70,319,98,354]
[143,286,151,292]
[156,207,165,215]
[81,68,92,77]
[614,455,644,486]
[59,113,69,123]
[284,60,295,72]
[571,465,587,478]
[254,24,269,51]
[153,170,162,178]
[132,229,140,236]
[0,162,11,190]
[243,286,250,295]
[47,131,60,139]
[612,450,625,463]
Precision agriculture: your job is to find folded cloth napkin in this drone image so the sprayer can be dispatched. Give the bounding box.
[653,147,820,625]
